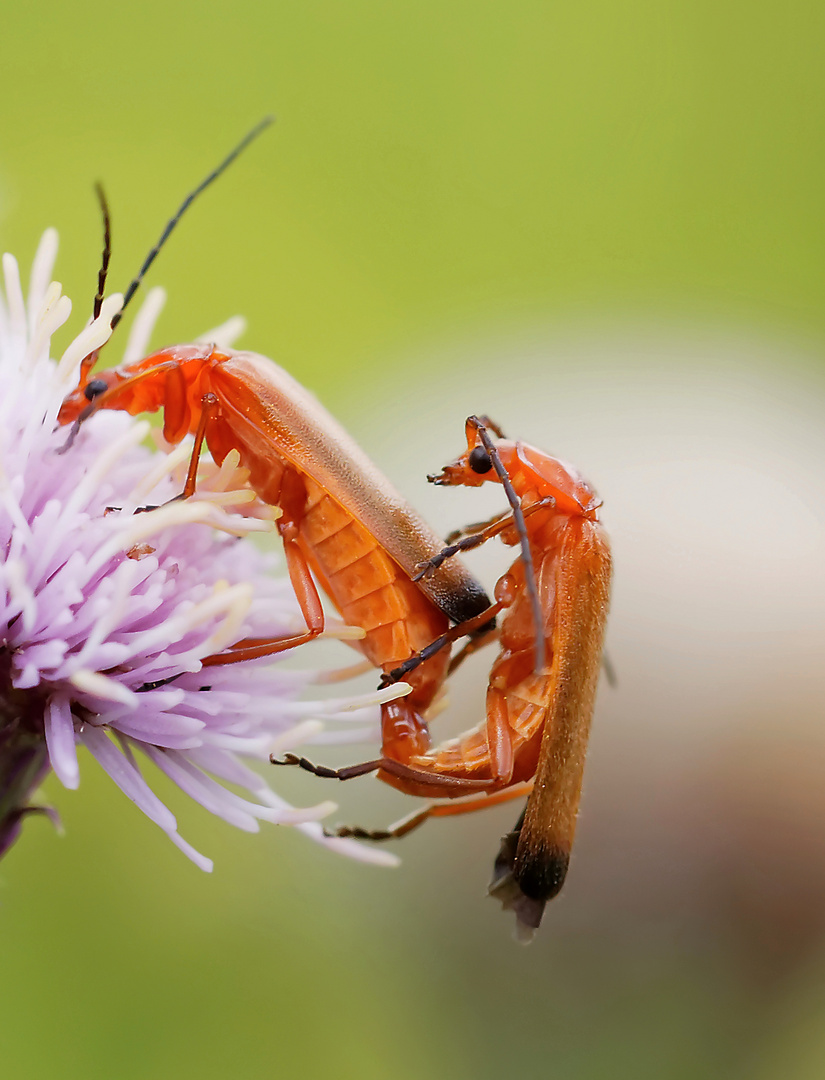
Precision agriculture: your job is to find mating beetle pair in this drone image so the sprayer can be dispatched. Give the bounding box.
[58,122,611,935]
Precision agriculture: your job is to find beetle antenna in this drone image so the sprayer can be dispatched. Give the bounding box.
[111,115,274,330]
[467,416,545,674]
[92,183,112,321]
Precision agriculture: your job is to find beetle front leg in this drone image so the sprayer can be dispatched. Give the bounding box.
[135,391,218,511]
[178,392,218,499]
[444,509,511,546]
[414,497,556,581]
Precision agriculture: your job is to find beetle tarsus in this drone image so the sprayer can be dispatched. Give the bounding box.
[136,673,184,693]
[270,752,383,781]
[324,824,393,841]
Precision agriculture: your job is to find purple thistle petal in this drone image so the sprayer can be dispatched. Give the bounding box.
[167,831,213,873]
[142,747,262,832]
[2,253,26,339]
[43,695,79,789]
[294,821,401,868]
[80,726,178,833]
[110,711,205,749]
[26,230,59,335]
[185,745,270,792]
[144,747,335,827]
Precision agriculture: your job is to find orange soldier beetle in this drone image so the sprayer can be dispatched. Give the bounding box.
[281,416,611,933]
[57,124,494,780]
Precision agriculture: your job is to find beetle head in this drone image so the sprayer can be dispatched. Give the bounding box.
[428,417,504,487]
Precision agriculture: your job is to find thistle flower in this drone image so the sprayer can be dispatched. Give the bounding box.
[0,230,400,871]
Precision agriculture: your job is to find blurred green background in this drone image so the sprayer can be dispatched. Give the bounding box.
[3,3,825,1079]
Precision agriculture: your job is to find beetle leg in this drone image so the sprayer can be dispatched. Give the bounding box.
[179,392,218,499]
[486,686,515,785]
[414,497,555,581]
[281,534,326,637]
[134,391,218,511]
[379,600,502,687]
[412,525,504,581]
[446,624,499,676]
[201,537,325,665]
[272,751,497,794]
[327,781,533,841]
[379,697,431,761]
[376,758,501,794]
[444,509,510,546]
[270,753,384,781]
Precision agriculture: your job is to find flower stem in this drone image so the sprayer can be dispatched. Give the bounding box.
[0,696,52,858]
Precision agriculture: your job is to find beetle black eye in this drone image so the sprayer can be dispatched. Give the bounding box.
[469,446,493,474]
[84,378,108,401]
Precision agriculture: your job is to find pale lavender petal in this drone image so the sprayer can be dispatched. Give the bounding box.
[43,695,79,789]
[81,726,177,832]
[2,254,26,340]
[185,745,267,791]
[142,746,260,832]
[112,724,201,750]
[167,831,213,872]
[144,747,333,828]
[296,821,401,868]
[26,229,59,333]
[112,711,205,749]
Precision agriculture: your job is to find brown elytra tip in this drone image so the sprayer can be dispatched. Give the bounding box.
[488,813,570,941]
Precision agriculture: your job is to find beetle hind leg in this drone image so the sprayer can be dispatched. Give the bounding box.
[326,805,432,841]
[328,781,534,842]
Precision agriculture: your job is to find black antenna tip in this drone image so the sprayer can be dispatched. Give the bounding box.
[92,183,112,323]
[115,116,276,326]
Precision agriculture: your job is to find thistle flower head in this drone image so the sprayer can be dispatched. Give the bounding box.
[0,230,399,871]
